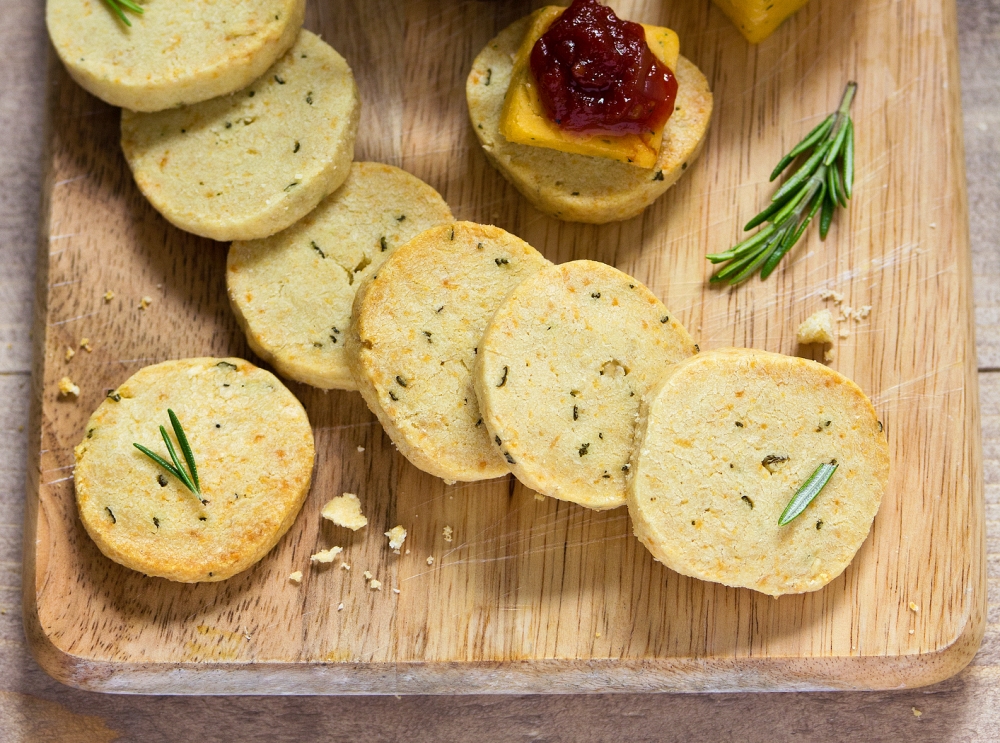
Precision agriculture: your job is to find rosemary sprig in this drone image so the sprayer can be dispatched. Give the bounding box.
[133,409,203,500]
[103,0,144,27]
[778,459,838,526]
[707,82,857,284]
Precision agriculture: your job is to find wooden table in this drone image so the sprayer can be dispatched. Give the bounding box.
[1,0,997,738]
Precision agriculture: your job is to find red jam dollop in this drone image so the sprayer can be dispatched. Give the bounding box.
[529,0,678,136]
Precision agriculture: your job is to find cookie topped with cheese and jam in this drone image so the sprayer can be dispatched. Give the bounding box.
[467,1,713,223]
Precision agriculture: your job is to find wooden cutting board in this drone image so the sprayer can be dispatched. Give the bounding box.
[23,0,984,693]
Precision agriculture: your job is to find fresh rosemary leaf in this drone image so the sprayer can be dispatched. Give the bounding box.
[770,140,831,205]
[706,223,777,263]
[743,198,784,232]
[133,444,184,482]
[819,192,836,239]
[133,411,201,497]
[708,82,857,285]
[169,409,200,493]
[160,425,196,493]
[778,460,838,526]
[826,163,841,207]
[843,119,855,199]
[103,0,144,27]
[770,115,834,181]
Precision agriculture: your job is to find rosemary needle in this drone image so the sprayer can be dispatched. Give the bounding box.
[778,460,838,526]
[134,409,202,500]
[103,0,144,27]
[708,82,857,284]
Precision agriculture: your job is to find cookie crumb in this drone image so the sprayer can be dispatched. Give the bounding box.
[64,347,75,362]
[337,602,345,611]
[369,578,382,590]
[426,556,435,565]
[909,629,915,635]
[103,290,115,302]
[443,525,453,542]
[908,601,920,613]
[819,289,844,304]
[310,546,343,564]
[796,310,834,345]
[534,492,546,502]
[58,376,80,398]
[392,587,401,594]
[824,348,836,363]
[912,707,922,717]
[288,571,303,583]
[357,445,365,453]
[385,525,407,552]
[321,493,368,530]
[340,563,350,571]
[363,570,373,580]
[838,328,850,339]
[79,337,93,352]
[139,296,152,310]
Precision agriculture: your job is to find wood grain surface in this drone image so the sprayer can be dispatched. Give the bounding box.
[3,0,1000,737]
[20,0,985,694]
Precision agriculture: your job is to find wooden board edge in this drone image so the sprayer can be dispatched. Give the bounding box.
[23,624,985,695]
[21,43,61,692]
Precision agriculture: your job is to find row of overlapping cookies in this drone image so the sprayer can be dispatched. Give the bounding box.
[229,170,888,597]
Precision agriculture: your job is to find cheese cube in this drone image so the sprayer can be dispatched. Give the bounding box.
[712,0,813,44]
[499,7,680,169]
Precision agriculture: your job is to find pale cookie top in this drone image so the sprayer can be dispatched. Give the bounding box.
[228,163,453,390]
[466,12,713,224]
[347,222,550,482]
[121,30,360,242]
[628,348,889,596]
[74,358,315,583]
[475,260,696,510]
[47,0,305,112]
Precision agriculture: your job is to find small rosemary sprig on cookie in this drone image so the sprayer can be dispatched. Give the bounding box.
[707,82,857,285]
[134,409,203,500]
[103,0,144,27]
[778,459,838,526]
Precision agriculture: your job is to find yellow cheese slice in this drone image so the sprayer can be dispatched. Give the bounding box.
[711,0,813,44]
[499,7,680,169]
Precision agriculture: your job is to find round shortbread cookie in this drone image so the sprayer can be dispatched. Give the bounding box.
[74,358,315,582]
[627,348,889,596]
[466,13,713,224]
[475,260,696,510]
[227,163,453,390]
[121,30,360,242]
[346,222,550,482]
[47,0,305,112]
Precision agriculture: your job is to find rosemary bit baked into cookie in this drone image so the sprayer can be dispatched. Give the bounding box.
[47,0,305,112]
[627,348,889,596]
[475,260,696,510]
[466,9,713,223]
[121,30,360,241]
[74,358,315,583]
[228,162,453,390]
[346,222,550,482]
